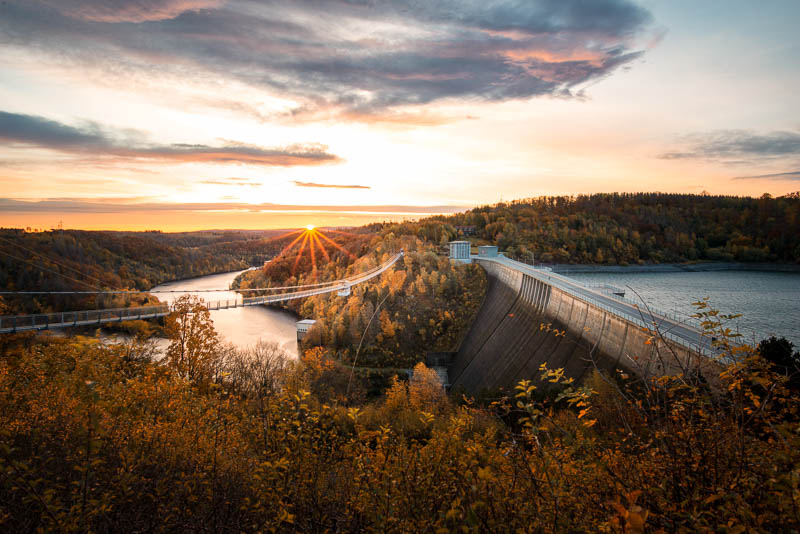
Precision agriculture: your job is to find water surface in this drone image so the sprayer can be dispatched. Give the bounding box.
[152,269,299,356]
[567,270,800,347]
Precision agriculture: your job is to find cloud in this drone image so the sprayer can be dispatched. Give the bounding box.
[0,1,656,119]
[733,170,800,181]
[659,130,800,161]
[0,110,113,148]
[0,111,341,166]
[200,177,264,186]
[38,0,223,23]
[0,198,465,214]
[292,181,370,190]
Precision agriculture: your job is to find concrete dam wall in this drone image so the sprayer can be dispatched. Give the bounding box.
[449,259,707,393]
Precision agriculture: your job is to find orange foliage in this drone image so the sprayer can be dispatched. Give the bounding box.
[0,309,798,532]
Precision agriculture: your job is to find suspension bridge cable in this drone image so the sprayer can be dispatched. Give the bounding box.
[0,235,121,290]
[0,277,352,295]
[0,255,396,296]
[0,248,104,292]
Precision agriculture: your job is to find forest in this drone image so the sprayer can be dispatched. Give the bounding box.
[0,228,290,315]
[389,193,800,265]
[1,195,800,530]
[4,191,797,318]
[0,297,798,532]
[234,229,486,370]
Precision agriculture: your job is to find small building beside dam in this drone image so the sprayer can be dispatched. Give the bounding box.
[296,319,316,341]
[477,245,498,257]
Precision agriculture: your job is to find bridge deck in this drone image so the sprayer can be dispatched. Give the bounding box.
[0,251,402,334]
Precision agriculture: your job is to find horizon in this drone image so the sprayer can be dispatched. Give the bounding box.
[2,1,800,230]
[3,190,798,232]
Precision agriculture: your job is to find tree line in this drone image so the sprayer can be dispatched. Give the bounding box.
[387,193,800,265]
[0,228,296,315]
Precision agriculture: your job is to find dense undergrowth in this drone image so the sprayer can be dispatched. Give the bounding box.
[1,296,798,532]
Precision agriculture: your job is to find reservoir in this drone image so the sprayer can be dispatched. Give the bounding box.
[566,270,800,347]
[152,269,299,356]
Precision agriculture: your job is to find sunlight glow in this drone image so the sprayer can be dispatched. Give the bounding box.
[306,224,315,231]
[292,233,310,275]
[265,226,359,280]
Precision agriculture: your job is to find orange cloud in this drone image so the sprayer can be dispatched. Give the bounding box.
[40,0,223,23]
[503,48,607,67]
[292,181,370,190]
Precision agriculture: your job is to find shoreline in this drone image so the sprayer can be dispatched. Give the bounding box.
[548,261,800,274]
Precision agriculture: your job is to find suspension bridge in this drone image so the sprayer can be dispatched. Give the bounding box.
[1,241,732,392]
[0,251,403,334]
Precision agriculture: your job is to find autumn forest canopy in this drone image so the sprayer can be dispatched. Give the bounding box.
[1,192,800,531]
[406,192,800,265]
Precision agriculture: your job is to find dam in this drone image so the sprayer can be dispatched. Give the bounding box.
[448,249,718,393]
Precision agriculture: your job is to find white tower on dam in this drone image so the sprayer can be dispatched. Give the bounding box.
[449,240,471,262]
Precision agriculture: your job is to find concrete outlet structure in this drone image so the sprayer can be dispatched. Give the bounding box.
[296,319,316,341]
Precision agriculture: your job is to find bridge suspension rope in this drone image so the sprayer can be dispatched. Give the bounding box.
[0,235,124,291]
[0,251,404,334]
[0,252,396,296]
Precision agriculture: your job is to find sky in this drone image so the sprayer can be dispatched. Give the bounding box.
[1,0,799,231]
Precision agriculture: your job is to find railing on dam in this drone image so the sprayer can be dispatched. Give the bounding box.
[473,255,720,356]
[0,251,403,334]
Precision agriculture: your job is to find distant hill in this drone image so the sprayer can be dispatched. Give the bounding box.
[0,228,303,314]
[383,193,800,265]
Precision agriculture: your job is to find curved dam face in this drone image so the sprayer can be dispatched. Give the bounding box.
[449,259,705,393]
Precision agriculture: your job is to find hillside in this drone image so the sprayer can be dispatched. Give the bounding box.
[234,229,486,369]
[0,307,797,532]
[389,193,800,265]
[0,228,293,315]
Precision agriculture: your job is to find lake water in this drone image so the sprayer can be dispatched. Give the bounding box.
[566,270,800,347]
[152,269,299,356]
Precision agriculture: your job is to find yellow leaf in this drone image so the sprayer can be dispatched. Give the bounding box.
[627,509,648,533]
[477,467,493,481]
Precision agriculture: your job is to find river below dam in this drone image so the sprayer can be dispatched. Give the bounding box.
[151,269,299,356]
[566,270,800,347]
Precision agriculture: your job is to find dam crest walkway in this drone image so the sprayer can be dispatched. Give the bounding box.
[447,254,718,392]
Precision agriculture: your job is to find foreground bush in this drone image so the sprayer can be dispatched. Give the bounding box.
[1,322,798,532]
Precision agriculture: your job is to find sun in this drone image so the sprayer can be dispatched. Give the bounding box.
[306,224,315,231]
